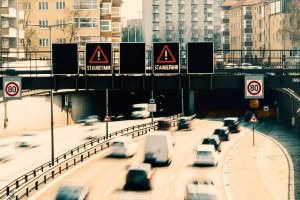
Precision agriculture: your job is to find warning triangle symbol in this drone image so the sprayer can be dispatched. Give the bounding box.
[157,45,176,64]
[89,45,109,64]
[249,114,258,123]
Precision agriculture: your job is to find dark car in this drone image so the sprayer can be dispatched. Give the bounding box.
[202,136,221,152]
[55,182,89,200]
[124,163,154,190]
[110,113,124,121]
[157,119,171,131]
[177,117,191,130]
[213,127,230,141]
[224,117,240,133]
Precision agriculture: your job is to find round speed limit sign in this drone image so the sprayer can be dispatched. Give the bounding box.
[245,76,264,99]
[3,77,22,100]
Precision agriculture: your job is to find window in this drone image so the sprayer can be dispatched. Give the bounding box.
[39,39,49,47]
[56,2,65,10]
[76,36,93,46]
[75,18,97,28]
[39,20,48,28]
[100,3,111,15]
[112,22,120,32]
[100,20,111,31]
[74,0,97,9]
[58,38,67,43]
[24,2,31,9]
[112,7,120,17]
[55,20,68,28]
[39,2,48,10]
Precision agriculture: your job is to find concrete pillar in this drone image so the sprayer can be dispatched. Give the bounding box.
[189,90,195,115]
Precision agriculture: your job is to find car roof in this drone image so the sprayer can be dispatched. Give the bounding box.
[196,144,215,151]
[148,130,172,136]
[215,127,229,131]
[224,117,238,121]
[128,163,152,172]
[203,135,219,141]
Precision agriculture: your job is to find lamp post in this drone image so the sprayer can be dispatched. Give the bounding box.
[27,22,73,166]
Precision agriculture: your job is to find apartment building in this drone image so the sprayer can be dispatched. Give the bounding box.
[142,0,206,50]
[0,0,25,61]
[19,0,121,60]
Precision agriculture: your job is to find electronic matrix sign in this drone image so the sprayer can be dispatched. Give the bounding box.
[86,43,112,74]
[153,43,179,74]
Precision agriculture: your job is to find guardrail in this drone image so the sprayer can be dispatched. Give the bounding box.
[0,114,182,200]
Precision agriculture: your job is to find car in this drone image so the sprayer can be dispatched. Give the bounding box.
[55,181,89,200]
[131,103,150,119]
[124,163,154,190]
[110,113,124,121]
[201,136,221,152]
[213,127,230,141]
[15,131,41,148]
[144,131,174,165]
[240,63,262,69]
[157,118,171,131]
[223,117,240,133]
[110,136,137,157]
[193,145,218,166]
[184,177,218,200]
[224,63,238,69]
[178,117,191,130]
[77,115,99,125]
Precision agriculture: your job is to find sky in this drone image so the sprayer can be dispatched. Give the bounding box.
[121,0,142,20]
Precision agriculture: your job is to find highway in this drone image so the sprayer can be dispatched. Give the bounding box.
[31,118,251,200]
[0,118,153,188]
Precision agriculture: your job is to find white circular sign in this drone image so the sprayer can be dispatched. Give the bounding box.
[247,80,262,96]
[5,81,20,97]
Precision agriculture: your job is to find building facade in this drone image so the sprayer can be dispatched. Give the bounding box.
[0,0,25,62]
[19,0,121,61]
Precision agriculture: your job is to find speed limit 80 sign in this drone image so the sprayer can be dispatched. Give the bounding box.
[3,76,22,100]
[244,75,264,99]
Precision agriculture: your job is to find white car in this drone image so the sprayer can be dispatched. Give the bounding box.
[224,63,238,69]
[184,178,218,200]
[15,131,41,148]
[193,145,218,166]
[55,181,89,200]
[0,143,14,161]
[110,137,137,157]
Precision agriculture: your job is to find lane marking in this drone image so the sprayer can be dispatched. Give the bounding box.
[104,185,113,196]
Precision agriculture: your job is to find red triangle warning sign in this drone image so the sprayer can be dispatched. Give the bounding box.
[249,114,258,123]
[157,45,176,64]
[89,45,109,64]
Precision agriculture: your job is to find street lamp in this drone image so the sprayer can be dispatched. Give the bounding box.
[27,22,73,166]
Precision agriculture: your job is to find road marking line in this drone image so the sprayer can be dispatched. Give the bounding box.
[118,171,126,180]
[165,188,170,199]
[104,185,113,196]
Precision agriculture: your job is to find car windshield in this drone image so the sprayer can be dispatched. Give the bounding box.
[197,151,212,156]
[127,170,147,184]
[112,141,124,146]
[224,120,235,126]
[133,107,145,111]
[55,186,83,200]
[202,139,215,145]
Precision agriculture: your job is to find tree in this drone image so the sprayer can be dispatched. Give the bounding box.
[282,0,300,47]
[62,9,82,43]
[22,1,39,58]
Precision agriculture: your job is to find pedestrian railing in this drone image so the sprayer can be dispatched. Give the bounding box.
[0,114,182,200]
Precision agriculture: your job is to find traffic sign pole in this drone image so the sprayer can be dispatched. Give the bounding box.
[253,123,255,146]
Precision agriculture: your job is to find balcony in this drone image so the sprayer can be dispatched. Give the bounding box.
[244,42,253,46]
[153,26,160,31]
[222,18,229,23]
[1,27,17,37]
[153,0,159,6]
[153,17,160,23]
[153,9,160,14]
[178,0,185,5]
[166,25,173,31]
[178,9,185,14]
[204,0,213,4]
[191,0,198,5]
[1,7,17,18]
[191,9,198,13]
[165,9,172,14]
[222,31,229,36]
[244,28,252,33]
[191,17,198,22]
[205,16,213,22]
[244,15,252,20]
[166,0,172,5]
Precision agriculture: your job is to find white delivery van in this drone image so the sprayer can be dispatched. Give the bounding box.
[131,103,150,119]
[144,131,174,165]
[110,137,137,157]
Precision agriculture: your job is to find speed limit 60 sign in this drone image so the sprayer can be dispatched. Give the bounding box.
[3,76,22,100]
[245,75,264,99]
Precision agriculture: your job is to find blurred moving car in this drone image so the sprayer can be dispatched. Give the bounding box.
[131,103,150,119]
[110,137,137,157]
[0,142,14,161]
[224,63,238,69]
[157,118,171,131]
[55,182,89,200]
[124,163,154,190]
[144,131,174,165]
[77,115,99,125]
[184,177,218,200]
[201,136,221,152]
[177,117,191,130]
[193,145,218,166]
[223,117,240,133]
[109,113,124,121]
[15,131,41,148]
[213,127,230,141]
